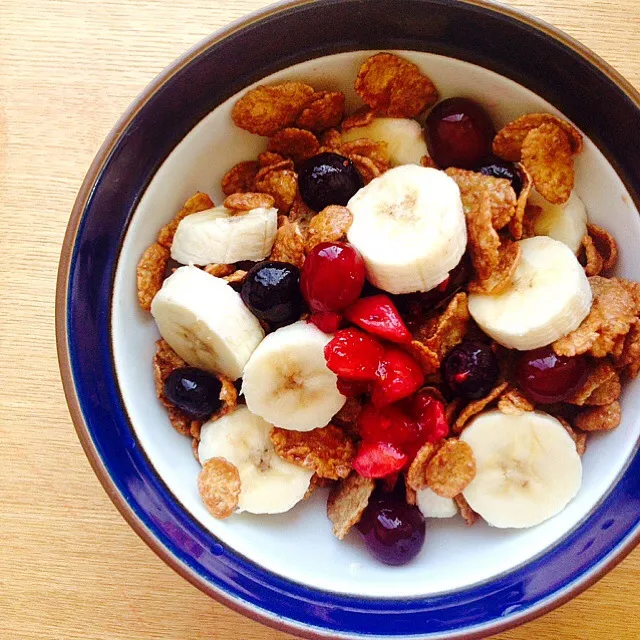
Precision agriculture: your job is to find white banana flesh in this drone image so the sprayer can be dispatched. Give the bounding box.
[468,236,592,351]
[171,205,278,265]
[346,165,467,295]
[530,190,588,254]
[341,117,429,166]
[150,265,264,380]
[198,407,313,515]
[242,321,346,431]
[416,488,458,519]
[460,410,582,528]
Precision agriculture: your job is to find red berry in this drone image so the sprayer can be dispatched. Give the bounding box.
[371,348,425,407]
[324,328,385,381]
[309,311,343,333]
[515,346,588,404]
[345,295,412,343]
[353,442,408,478]
[336,378,372,397]
[301,242,365,312]
[426,97,495,169]
[411,390,449,443]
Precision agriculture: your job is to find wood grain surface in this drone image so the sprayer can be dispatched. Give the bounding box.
[1,1,639,638]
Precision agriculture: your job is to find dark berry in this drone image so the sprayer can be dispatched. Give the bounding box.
[241,261,304,328]
[477,157,523,195]
[298,152,364,211]
[516,346,588,404]
[164,367,223,419]
[301,242,365,312]
[426,97,495,169]
[357,493,426,565]
[443,341,499,399]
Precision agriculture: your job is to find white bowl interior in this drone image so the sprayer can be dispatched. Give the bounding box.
[112,51,640,598]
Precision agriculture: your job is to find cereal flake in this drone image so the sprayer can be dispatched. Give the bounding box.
[267,127,320,165]
[567,361,621,406]
[327,472,375,539]
[498,387,535,415]
[269,218,306,267]
[254,167,298,213]
[158,192,214,247]
[137,243,169,311]
[454,382,509,433]
[406,442,437,491]
[575,401,621,432]
[223,192,275,211]
[425,439,476,498]
[306,205,353,252]
[295,91,345,133]
[198,457,241,519]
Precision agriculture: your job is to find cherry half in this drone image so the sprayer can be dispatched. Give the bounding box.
[426,97,495,169]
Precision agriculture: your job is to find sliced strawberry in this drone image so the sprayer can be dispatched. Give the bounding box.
[353,442,408,478]
[336,378,372,397]
[309,311,343,333]
[345,295,411,343]
[371,348,425,407]
[324,328,385,381]
[411,390,449,443]
[357,404,412,442]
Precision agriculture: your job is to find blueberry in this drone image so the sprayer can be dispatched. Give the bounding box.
[241,261,304,328]
[298,152,364,211]
[164,367,223,419]
[476,157,523,195]
[443,340,499,400]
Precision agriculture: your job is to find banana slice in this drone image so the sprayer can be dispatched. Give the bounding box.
[242,321,346,431]
[171,205,278,265]
[468,236,592,351]
[460,410,582,528]
[530,190,587,254]
[341,117,429,166]
[346,165,467,294]
[151,265,264,380]
[416,488,458,519]
[198,406,313,514]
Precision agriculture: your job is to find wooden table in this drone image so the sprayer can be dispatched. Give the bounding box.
[2,1,639,638]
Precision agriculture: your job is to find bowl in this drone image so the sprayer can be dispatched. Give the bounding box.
[56,0,640,637]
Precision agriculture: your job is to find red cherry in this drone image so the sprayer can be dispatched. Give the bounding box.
[301,242,365,312]
[324,328,385,381]
[426,98,495,169]
[345,295,412,343]
[353,442,408,478]
[411,390,449,443]
[309,311,343,333]
[371,348,425,407]
[336,378,372,397]
[515,346,588,404]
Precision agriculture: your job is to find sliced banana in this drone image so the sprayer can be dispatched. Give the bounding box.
[151,265,264,380]
[242,321,346,432]
[341,117,429,166]
[468,236,592,351]
[460,410,582,528]
[416,488,458,519]
[198,406,313,514]
[530,190,587,254]
[346,165,467,295]
[171,205,278,265]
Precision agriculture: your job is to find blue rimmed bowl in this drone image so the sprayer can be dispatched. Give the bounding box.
[56,1,640,638]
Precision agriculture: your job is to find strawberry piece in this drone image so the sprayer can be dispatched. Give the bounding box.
[371,348,425,407]
[411,390,449,443]
[353,442,408,478]
[324,328,385,380]
[336,378,372,397]
[345,295,411,343]
[309,311,343,333]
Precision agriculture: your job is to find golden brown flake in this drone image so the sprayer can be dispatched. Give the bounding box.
[464,190,500,282]
[137,243,169,311]
[203,263,236,278]
[509,164,533,240]
[445,397,464,425]
[270,218,306,268]
[254,167,298,213]
[295,91,345,133]
[582,233,604,276]
[556,417,588,456]
[221,162,260,197]
[341,107,376,131]
[289,195,317,226]
[453,382,509,433]
[355,53,438,118]
[327,472,375,539]
[406,442,437,491]
[198,458,241,519]
[420,155,438,169]
[231,82,315,136]
[257,151,293,169]
[498,387,535,415]
[157,192,214,247]
[521,203,543,239]
[223,192,275,211]
[468,241,521,295]
[304,473,336,500]
[521,123,574,205]
[454,494,478,526]
[192,437,200,463]
[567,361,621,406]
[339,138,390,173]
[615,321,640,379]
[306,206,353,252]
[319,127,343,149]
[223,270,248,286]
[575,401,621,432]
[405,480,417,506]
[587,224,618,272]
[349,154,381,184]
[267,127,320,164]
[270,424,356,480]
[425,439,476,498]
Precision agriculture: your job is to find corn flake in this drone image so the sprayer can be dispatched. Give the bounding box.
[223,192,275,211]
[615,321,640,379]
[306,206,353,252]
[221,161,259,196]
[305,473,336,500]
[289,195,317,227]
[355,53,438,118]
[582,233,604,276]
[270,218,306,268]
[198,458,241,519]
[521,123,574,205]
[469,241,521,295]
[254,167,298,213]
[425,439,476,498]
[349,154,381,184]
[509,164,533,240]
[498,387,535,415]
[405,477,417,506]
[339,138,390,173]
[295,91,345,133]
[341,107,376,131]
[319,127,343,149]
[575,401,621,432]
[568,361,621,406]
[453,382,509,433]
[454,494,478,526]
[158,192,214,247]
[137,243,169,311]
[232,82,315,136]
[203,263,235,278]
[327,472,375,539]
[406,442,437,491]
[587,224,618,272]
[267,127,320,165]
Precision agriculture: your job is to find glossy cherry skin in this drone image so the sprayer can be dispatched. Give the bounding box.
[357,492,426,566]
[515,346,588,404]
[426,97,495,169]
[300,242,365,312]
